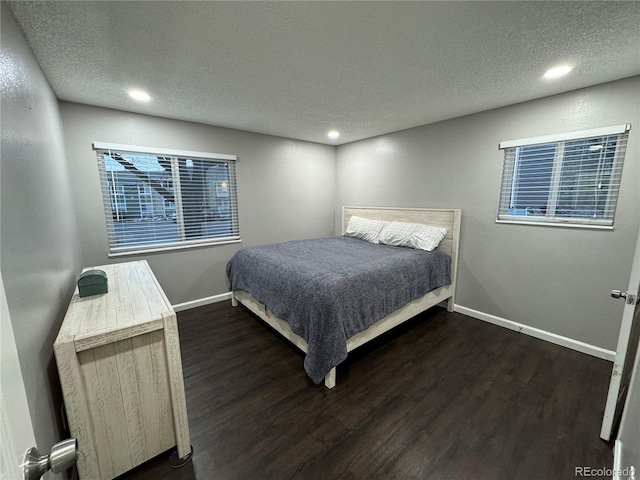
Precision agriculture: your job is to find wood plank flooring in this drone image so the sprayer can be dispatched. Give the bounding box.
[117,302,614,480]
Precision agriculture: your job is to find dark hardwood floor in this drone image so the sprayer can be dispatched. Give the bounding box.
[118,302,614,480]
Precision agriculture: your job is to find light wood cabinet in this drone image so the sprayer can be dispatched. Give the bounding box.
[54,260,190,479]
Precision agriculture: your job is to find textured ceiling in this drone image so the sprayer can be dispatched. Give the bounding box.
[7,1,640,145]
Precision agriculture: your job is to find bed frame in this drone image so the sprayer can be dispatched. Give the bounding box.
[231,206,462,389]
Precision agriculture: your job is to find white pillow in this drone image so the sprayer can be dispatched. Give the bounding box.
[344,216,388,244]
[408,223,448,251]
[379,221,447,251]
[377,221,415,247]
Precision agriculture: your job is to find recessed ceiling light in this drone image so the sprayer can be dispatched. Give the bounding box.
[589,145,603,151]
[543,65,573,80]
[327,130,340,139]
[128,89,151,102]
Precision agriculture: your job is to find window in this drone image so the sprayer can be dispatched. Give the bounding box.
[497,124,630,228]
[93,142,239,255]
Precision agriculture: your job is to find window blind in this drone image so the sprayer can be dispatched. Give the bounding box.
[497,126,630,228]
[94,145,239,254]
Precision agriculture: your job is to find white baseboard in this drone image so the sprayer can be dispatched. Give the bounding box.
[172,292,232,312]
[454,305,616,362]
[172,296,616,361]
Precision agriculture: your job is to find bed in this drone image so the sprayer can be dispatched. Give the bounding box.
[227,206,461,389]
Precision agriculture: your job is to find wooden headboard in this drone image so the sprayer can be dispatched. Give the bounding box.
[342,206,462,302]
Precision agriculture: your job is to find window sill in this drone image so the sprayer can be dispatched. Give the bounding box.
[495,219,614,230]
[108,237,242,257]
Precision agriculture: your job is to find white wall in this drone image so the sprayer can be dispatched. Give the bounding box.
[336,76,640,351]
[60,102,337,305]
[1,3,83,471]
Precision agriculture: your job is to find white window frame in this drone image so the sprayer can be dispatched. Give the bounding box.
[93,142,240,256]
[497,124,630,230]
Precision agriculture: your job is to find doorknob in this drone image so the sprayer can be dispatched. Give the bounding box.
[611,290,637,305]
[23,438,77,480]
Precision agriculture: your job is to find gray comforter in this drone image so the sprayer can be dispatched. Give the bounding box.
[226,236,451,383]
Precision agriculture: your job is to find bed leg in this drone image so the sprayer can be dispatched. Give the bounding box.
[324,368,336,389]
[446,297,454,313]
[231,293,238,307]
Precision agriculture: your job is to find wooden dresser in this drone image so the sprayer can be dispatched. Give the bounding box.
[54,260,190,479]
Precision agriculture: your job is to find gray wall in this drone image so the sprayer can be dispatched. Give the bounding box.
[4,0,636,466]
[60,103,336,304]
[336,76,640,351]
[1,1,83,466]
